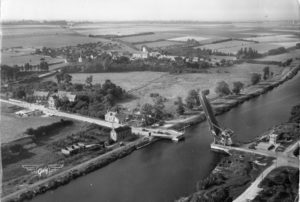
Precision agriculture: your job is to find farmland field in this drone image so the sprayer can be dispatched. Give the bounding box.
[169,36,210,42]
[255,49,300,62]
[119,32,185,43]
[43,71,167,91]
[0,102,63,143]
[244,34,296,42]
[120,62,284,111]
[43,63,284,112]
[1,52,65,66]
[1,34,105,49]
[72,23,190,36]
[196,40,256,53]
[135,40,184,48]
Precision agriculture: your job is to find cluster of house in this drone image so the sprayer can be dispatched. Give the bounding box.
[61,142,103,155]
[131,46,177,61]
[31,90,77,109]
[104,111,132,142]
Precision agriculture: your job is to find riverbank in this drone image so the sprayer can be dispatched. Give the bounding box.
[166,64,300,131]
[1,136,153,202]
[175,103,300,202]
[2,65,299,202]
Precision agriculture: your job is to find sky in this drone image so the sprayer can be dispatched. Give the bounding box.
[1,0,299,21]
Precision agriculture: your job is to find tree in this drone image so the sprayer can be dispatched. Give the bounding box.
[55,73,62,84]
[85,75,93,87]
[185,89,200,109]
[140,103,154,125]
[215,81,231,96]
[202,89,210,96]
[251,73,261,85]
[74,83,84,91]
[63,73,72,84]
[15,89,26,99]
[263,66,270,80]
[25,128,35,136]
[176,97,185,115]
[232,81,244,95]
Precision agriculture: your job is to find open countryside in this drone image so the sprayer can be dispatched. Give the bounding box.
[1,18,299,202]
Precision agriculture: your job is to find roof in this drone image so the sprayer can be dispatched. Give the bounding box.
[115,113,127,122]
[33,90,49,97]
[106,111,127,122]
[113,125,131,133]
[57,91,77,102]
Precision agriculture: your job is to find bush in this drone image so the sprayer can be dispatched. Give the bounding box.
[185,89,200,109]
[232,81,244,95]
[215,81,231,96]
[251,73,261,85]
[268,47,287,55]
[263,66,270,80]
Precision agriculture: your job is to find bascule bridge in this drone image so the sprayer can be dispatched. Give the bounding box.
[199,91,234,146]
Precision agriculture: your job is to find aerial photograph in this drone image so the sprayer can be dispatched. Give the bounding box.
[0,0,299,201]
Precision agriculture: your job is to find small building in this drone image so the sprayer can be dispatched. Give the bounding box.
[61,143,85,155]
[132,52,149,59]
[78,55,83,63]
[57,91,77,102]
[141,45,149,53]
[15,109,43,117]
[33,90,50,104]
[269,133,279,145]
[110,126,132,142]
[105,111,127,124]
[48,96,57,109]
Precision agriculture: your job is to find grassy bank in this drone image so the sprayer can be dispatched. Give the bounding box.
[167,65,300,131]
[2,66,299,202]
[1,137,150,202]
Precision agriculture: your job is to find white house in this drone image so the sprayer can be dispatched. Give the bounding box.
[105,111,127,124]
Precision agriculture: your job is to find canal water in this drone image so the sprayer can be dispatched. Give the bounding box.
[31,73,300,202]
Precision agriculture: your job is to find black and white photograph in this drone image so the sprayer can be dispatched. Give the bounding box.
[0,0,299,201]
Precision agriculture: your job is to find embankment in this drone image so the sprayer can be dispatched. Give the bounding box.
[168,65,300,131]
[2,137,151,202]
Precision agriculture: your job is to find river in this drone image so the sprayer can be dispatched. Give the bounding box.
[31,73,300,202]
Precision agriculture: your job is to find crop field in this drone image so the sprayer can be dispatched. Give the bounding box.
[72,23,189,36]
[1,52,65,66]
[270,41,300,48]
[196,40,256,53]
[0,102,63,143]
[240,32,276,37]
[255,49,300,62]
[1,34,105,49]
[42,64,283,112]
[119,32,185,43]
[135,40,184,48]
[120,62,284,111]
[1,25,71,36]
[43,71,167,91]
[244,34,297,43]
[169,36,210,42]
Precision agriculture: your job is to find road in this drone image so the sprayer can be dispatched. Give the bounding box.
[0,98,183,140]
[233,140,299,202]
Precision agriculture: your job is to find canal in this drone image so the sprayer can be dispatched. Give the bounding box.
[31,73,300,202]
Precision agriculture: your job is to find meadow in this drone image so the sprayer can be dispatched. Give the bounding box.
[43,62,284,112]
[0,102,63,143]
[1,52,65,66]
[135,40,184,48]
